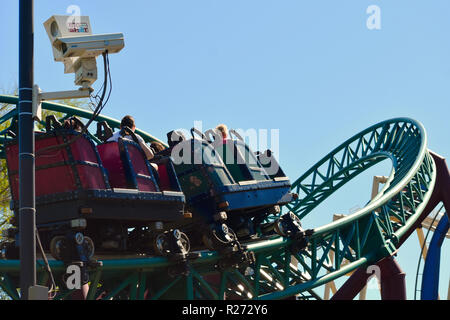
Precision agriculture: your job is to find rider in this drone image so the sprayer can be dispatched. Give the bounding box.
[108,115,154,160]
[215,124,229,144]
[63,116,84,132]
[150,141,166,155]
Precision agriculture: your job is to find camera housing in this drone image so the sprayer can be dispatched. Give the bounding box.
[44,15,125,88]
[53,33,125,61]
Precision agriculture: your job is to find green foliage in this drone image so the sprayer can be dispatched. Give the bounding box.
[0,89,18,235]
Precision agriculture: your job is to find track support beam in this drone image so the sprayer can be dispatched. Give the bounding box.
[331,256,406,300]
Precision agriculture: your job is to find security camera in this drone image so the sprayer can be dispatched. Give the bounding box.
[44,15,93,62]
[32,15,125,119]
[43,15,125,88]
[53,33,125,60]
[53,33,124,87]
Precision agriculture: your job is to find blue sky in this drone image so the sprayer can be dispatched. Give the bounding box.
[1,1,449,300]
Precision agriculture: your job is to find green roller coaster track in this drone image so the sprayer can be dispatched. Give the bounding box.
[0,95,437,300]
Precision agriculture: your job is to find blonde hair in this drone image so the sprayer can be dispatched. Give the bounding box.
[216,124,228,139]
[151,141,166,153]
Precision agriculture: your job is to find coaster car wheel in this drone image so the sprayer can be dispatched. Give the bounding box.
[49,236,68,261]
[202,224,238,251]
[50,234,95,261]
[82,236,95,260]
[274,212,303,237]
[154,230,190,257]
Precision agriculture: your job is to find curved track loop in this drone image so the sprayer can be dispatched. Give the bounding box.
[0,96,437,300]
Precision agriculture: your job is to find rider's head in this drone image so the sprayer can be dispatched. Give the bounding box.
[216,124,228,139]
[121,115,136,132]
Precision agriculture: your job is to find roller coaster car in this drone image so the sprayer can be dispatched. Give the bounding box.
[3,118,188,262]
[162,128,294,242]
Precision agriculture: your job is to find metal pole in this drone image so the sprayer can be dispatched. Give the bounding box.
[18,0,36,300]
